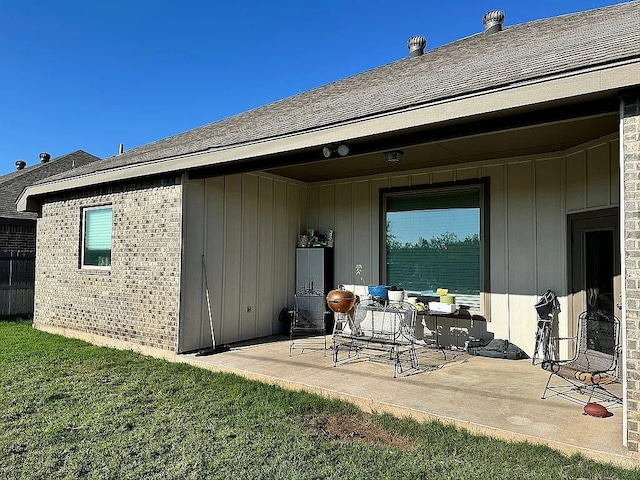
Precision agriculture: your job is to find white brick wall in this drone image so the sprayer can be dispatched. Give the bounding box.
[623,95,640,452]
[34,178,183,351]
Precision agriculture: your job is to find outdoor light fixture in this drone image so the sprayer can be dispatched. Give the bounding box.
[337,144,349,156]
[384,150,404,163]
[322,144,350,158]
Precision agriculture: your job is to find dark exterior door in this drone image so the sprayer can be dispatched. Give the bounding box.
[568,208,620,336]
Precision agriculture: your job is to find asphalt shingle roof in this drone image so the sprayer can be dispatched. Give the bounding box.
[0,151,101,219]
[38,1,640,185]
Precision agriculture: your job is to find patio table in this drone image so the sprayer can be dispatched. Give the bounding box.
[417,309,487,351]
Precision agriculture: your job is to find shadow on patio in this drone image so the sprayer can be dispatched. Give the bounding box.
[179,335,636,468]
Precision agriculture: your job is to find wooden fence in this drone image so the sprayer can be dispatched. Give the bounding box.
[0,250,35,316]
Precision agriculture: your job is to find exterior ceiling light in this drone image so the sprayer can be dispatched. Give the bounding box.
[322,144,350,158]
[384,150,404,163]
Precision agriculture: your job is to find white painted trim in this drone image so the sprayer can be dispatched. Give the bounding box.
[561,132,619,156]
[80,205,113,270]
[619,98,628,447]
[17,60,640,212]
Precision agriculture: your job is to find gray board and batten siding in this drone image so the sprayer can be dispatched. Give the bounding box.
[179,173,306,352]
[303,135,619,356]
[177,134,618,355]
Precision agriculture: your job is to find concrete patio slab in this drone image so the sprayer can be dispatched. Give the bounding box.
[179,335,639,468]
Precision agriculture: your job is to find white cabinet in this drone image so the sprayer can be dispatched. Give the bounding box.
[295,248,334,294]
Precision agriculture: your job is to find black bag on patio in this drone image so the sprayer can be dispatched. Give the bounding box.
[279,307,293,334]
[471,339,527,360]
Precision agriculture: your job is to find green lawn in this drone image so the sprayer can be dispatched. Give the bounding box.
[1,320,637,480]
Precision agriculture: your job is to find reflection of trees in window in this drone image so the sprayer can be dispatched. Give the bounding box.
[382,181,487,310]
[386,229,480,294]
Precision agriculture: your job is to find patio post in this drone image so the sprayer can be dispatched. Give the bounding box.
[621,93,640,452]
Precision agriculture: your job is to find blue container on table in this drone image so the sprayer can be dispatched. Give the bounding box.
[368,285,389,300]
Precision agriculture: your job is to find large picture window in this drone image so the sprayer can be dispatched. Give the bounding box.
[382,181,488,311]
[82,206,113,268]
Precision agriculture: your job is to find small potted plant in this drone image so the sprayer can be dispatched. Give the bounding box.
[355,264,390,300]
[387,286,405,302]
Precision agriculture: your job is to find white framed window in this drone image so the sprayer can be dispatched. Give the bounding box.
[81,206,113,268]
[381,180,489,312]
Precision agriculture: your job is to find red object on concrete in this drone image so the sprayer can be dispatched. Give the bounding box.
[583,403,610,417]
[326,289,356,313]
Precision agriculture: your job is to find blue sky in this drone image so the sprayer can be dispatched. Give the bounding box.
[388,209,479,245]
[0,0,628,175]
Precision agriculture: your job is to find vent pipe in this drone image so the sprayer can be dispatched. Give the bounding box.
[482,10,505,34]
[15,160,26,170]
[118,143,124,155]
[407,36,426,57]
[39,152,51,163]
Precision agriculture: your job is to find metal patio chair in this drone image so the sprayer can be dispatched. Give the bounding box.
[289,288,329,356]
[541,309,621,408]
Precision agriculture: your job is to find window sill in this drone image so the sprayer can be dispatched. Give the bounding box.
[79,266,112,276]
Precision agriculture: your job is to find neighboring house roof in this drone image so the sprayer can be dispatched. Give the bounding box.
[0,150,101,220]
[18,1,640,209]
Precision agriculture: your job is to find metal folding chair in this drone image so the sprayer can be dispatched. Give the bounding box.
[532,290,560,365]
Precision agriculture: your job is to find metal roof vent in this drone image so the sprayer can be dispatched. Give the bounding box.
[39,152,51,163]
[407,36,426,57]
[482,10,505,34]
[15,160,26,170]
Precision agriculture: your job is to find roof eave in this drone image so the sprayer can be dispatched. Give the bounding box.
[17,59,640,213]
